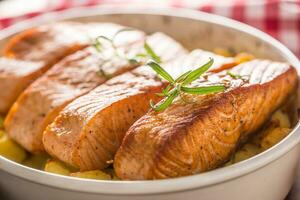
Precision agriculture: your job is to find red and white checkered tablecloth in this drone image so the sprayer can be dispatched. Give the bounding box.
[0,0,299,57]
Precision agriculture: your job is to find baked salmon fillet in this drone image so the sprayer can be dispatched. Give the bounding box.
[0,22,145,113]
[4,32,186,153]
[0,58,44,113]
[114,59,298,180]
[43,49,237,171]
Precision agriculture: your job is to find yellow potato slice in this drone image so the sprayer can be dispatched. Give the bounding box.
[23,154,49,170]
[0,130,4,138]
[103,167,119,180]
[233,143,261,163]
[0,135,27,163]
[271,110,291,128]
[260,128,291,150]
[234,52,254,64]
[70,170,111,180]
[213,48,233,57]
[44,159,75,176]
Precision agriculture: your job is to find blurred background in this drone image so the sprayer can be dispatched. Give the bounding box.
[0,0,299,57]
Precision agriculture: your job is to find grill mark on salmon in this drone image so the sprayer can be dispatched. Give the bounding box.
[4,32,185,153]
[43,49,238,171]
[114,60,298,180]
[0,22,145,114]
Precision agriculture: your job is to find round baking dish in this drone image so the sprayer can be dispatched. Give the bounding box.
[0,6,299,200]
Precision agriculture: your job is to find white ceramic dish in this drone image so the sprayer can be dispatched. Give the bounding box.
[0,6,299,200]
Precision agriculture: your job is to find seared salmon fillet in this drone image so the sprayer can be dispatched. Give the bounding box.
[0,58,44,113]
[43,49,237,171]
[114,60,298,180]
[5,32,186,153]
[0,22,145,113]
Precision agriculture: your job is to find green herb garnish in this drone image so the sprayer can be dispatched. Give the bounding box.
[147,58,226,112]
[227,71,249,81]
[227,71,243,79]
[92,28,162,76]
[143,42,161,63]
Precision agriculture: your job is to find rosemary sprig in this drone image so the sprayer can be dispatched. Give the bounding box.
[143,42,161,63]
[147,58,226,112]
[227,71,250,81]
[92,28,161,71]
[92,28,162,77]
[227,71,243,79]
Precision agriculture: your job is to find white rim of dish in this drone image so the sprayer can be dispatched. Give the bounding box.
[0,5,300,195]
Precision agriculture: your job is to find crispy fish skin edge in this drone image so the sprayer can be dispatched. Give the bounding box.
[114,66,298,180]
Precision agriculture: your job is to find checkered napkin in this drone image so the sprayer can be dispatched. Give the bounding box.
[0,0,299,57]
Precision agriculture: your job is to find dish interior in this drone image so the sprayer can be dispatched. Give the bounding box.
[0,9,299,184]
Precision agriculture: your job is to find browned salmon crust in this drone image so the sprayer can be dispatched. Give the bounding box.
[43,50,237,171]
[43,66,164,170]
[5,32,185,153]
[114,60,298,180]
[0,22,144,114]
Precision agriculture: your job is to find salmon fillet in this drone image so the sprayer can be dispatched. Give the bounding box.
[114,60,298,180]
[5,32,186,153]
[43,49,237,171]
[0,58,44,113]
[0,22,145,113]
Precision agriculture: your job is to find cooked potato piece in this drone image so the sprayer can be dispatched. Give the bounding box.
[0,116,3,129]
[234,52,254,63]
[251,124,276,147]
[0,130,4,138]
[271,110,291,128]
[23,154,49,169]
[103,168,119,180]
[213,48,233,57]
[213,48,254,64]
[260,128,291,150]
[0,135,27,163]
[251,109,291,145]
[70,170,111,180]
[44,160,75,176]
[233,143,261,163]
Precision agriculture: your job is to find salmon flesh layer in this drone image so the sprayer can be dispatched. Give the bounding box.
[0,22,145,113]
[43,49,237,171]
[0,58,44,113]
[114,60,298,180]
[4,32,185,153]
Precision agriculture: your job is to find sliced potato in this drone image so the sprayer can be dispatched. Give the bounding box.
[233,143,261,163]
[0,135,27,163]
[260,128,291,150]
[23,154,49,169]
[251,124,277,147]
[70,170,111,180]
[44,159,74,176]
[213,48,233,57]
[271,110,291,128]
[103,167,119,180]
[235,53,254,64]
